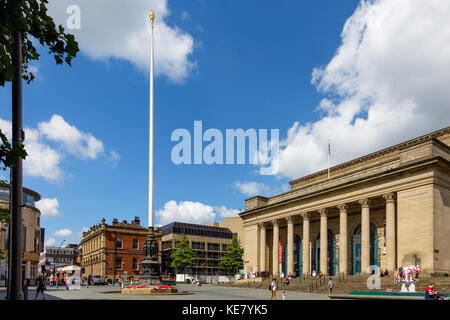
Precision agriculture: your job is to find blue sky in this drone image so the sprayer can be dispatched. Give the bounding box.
[1,0,449,246]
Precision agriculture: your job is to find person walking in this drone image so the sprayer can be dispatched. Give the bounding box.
[328,278,334,295]
[49,274,54,287]
[34,275,46,300]
[65,276,70,291]
[269,279,277,300]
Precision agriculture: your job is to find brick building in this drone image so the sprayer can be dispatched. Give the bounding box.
[80,217,161,282]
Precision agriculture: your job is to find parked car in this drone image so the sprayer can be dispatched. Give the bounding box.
[88,274,105,285]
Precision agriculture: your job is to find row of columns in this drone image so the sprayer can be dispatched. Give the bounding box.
[258,193,396,277]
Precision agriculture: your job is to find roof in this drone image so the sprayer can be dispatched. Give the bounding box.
[161,221,234,239]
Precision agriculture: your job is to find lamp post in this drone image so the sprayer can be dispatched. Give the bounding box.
[53,240,65,283]
[8,27,24,301]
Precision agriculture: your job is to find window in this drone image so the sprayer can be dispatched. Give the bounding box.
[208,243,219,251]
[132,258,138,270]
[3,225,9,250]
[115,257,123,270]
[133,238,139,249]
[192,242,205,250]
[116,237,122,249]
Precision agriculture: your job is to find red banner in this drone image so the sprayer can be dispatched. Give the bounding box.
[279,235,282,263]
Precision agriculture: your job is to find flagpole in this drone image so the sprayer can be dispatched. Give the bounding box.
[139,9,162,286]
[328,140,330,179]
[149,10,155,228]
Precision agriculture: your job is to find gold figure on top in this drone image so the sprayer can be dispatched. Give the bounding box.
[150,10,155,23]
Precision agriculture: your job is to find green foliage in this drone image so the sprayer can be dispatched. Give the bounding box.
[0,130,27,171]
[0,0,79,86]
[219,236,244,274]
[170,234,196,273]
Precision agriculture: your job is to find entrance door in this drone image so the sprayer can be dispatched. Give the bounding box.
[312,238,320,275]
[351,224,379,275]
[294,234,302,277]
[311,230,338,276]
[352,233,361,275]
[328,232,339,276]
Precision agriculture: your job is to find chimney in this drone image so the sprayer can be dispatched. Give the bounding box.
[112,218,118,225]
[133,217,140,225]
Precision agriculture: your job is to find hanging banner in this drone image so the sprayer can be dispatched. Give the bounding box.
[279,235,282,263]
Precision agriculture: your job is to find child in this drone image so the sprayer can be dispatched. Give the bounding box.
[282,289,286,300]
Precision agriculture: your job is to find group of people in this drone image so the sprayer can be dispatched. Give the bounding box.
[393,266,420,283]
[269,279,287,300]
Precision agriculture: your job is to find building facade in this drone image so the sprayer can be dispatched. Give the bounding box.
[0,185,44,285]
[209,217,244,247]
[160,222,236,276]
[80,217,159,282]
[38,244,79,274]
[240,127,450,277]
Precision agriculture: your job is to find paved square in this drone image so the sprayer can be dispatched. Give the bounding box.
[0,284,329,300]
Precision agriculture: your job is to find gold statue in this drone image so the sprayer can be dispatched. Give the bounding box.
[150,10,155,23]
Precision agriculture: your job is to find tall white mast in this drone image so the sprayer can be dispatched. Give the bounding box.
[149,10,155,228]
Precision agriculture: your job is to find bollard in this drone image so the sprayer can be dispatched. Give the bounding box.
[22,278,30,300]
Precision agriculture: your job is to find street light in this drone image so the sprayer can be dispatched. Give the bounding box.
[53,240,65,277]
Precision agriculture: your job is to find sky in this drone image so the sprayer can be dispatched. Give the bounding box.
[1,0,449,247]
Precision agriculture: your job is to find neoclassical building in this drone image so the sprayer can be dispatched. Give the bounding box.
[240,127,450,277]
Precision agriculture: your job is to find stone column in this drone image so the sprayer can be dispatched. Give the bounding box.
[259,223,266,272]
[272,220,279,277]
[320,209,328,276]
[302,213,310,277]
[338,204,348,275]
[383,193,396,272]
[286,216,294,276]
[359,198,371,274]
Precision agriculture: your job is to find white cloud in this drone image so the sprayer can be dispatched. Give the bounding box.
[108,150,120,167]
[181,11,190,21]
[38,115,104,160]
[234,181,290,197]
[0,114,107,181]
[214,206,240,218]
[23,127,62,181]
[45,238,57,247]
[54,229,73,237]
[156,200,239,226]
[234,181,272,197]
[35,198,61,218]
[47,0,196,82]
[270,0,450,179]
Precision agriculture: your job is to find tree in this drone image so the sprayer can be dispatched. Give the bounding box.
[0,0,80,170]
[170,234,196,276]
[220,236,244,274]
